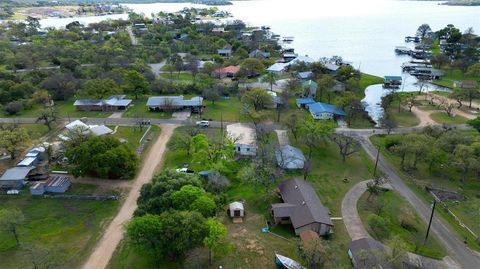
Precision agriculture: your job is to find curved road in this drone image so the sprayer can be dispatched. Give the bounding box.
[81,124,177,269]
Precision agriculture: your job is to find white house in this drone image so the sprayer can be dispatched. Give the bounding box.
[267,63,287,75]
[226,123,257,156]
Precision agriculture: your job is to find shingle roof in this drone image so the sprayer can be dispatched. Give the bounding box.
[272,179,333,229]
[308,102,346,116]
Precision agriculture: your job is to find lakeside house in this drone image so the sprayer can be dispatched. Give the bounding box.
[297,71,313,80]
[271,179,333,236]
[249,49,271,59]
[226,123,257,156]
[296,98,315,109]
[217,45,232,57]
[147,96,204,113]
[289,55,316,65]
[275,145,305,170]
[324,62,340,75]
[213,65,240,78]
[74,95,132,112]
[307,102,346,120]
[348,238,393,269]
[383,76,402,89]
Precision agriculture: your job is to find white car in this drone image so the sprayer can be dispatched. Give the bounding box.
[176,168,194,174]
[196,120,210,127]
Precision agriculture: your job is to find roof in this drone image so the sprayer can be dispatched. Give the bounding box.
[74,99,102,106]
[272,179,333,229]
[302,80,318,89]
[349,238,393,269]
[46,175,70,188]
[384,76,402,81]
[296,98,315,106]
[276,145,305,169]
[308,102,346,116]
[65,120,89,130]
[290,55,316,65]
[324,63,340,71]
[74,95,131,107]
[215,65,240,74]
[0,166,35,181]
[146,96,203,107]
[17,157,37,167]
[229,201,244,211]
[297,71,313,79]
[267,63,286,72]
[226,123,256,146]
[89,125,113,136]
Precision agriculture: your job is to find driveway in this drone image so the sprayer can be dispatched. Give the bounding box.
[81,124,177,269]
[275,129,290,146]
[341,181,371,240]
[172,110,191,120]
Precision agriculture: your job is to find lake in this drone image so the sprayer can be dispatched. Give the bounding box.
[39,0,480,124]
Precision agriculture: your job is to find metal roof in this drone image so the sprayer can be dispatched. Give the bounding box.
[272,179,333,229]
[0,167,35,181]
[89,125,113,136]
[17,157,37,167]
[226,123,256,146]
[307,102,346,116]
[146,96,203,107]
[276,145,305,169]
[296,98,315,106]
[384,76,402,81]
[267,63,286,72]
[324,63,340,71]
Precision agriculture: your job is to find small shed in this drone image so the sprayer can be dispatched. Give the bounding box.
[30,182,45,196]
[45,175,71,193]
[228,201,245,223]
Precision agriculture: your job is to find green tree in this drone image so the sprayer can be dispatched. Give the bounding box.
[261,72,278,91]
[317,75,336,102]
[0,127,30,159]
[36,108,58,131]
[298,236,328,269]
[466,63,480,77]
[168,131,193,155]
[331,134,360,162]
[123,70,149,99]
[25,16,40,36]
[203,218,228,264]
[367,214,390,239]
[126,214,163,252]
[467,117,480,132]
[242,88,273,111]
[240,58,264,77]
[79,79,120,99]
[0,209,25,246]
[452,144,479,183]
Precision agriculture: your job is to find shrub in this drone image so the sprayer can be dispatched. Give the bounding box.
[367,214,390,240]
[5,101,23,115]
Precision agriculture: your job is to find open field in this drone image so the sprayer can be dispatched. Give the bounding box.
[370,134,480,251]
[108,125,375,268]
[358,189,446,259]
[430,112,468,125]
[385,102,420,127]
[0,183,122,269]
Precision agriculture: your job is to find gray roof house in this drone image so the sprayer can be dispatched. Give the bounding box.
[217,45,233,57]
[348,238,393,269]
[147,96,204,113]
[276,145,305,170]
[297,71,313,80]
[74,95,132,112]
[271,179,333,236]
[0,166,35,189]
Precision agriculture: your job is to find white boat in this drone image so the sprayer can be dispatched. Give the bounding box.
[275,254,306,269]
[283,36,294,42]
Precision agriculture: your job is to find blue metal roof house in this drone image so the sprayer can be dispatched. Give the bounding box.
[296,98,315,108]
[307,102,346,120]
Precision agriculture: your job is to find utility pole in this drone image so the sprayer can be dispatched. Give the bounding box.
[373,144,381,178]
[424,200,437,245]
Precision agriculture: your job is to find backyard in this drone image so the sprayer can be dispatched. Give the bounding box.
[0,183,122,269]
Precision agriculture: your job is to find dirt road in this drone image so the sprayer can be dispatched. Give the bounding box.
[81,124,177,269]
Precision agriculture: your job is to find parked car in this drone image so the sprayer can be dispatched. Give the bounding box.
[196,120,210,127]
[176,168,195,174]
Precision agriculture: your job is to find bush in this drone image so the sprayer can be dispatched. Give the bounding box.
[384,135,402,151]
[367,213,390,239]
[5,101,23,115]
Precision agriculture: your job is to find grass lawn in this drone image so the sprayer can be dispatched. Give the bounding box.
[370,134,480,251]
[430,112,468,125]
[55,100,112,118]
[199,97,244,122]
[385,102,420,127]
[109,125,160,154]
[109,126,376,268]
[122,98,172,119]
[360,73,384,92]
[431,68,477,89]
[358,190,446,259]
[20,124,51,140]
[159,72,196,83]
[0,183,121,269]
[417,99,441,111]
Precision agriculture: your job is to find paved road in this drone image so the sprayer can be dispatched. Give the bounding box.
[81,124,177,269]
[350,132,480,269]
[341,180,371,240]
[148,60,166,77]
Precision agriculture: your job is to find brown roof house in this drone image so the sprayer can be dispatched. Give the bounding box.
[271,179,333,236]
[213,65,240,79]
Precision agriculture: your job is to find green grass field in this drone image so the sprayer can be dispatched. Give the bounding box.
[432,68,477,90]
[109,125,160,154]
[0,101,112,119]
[370,134,480,251]
[430,112,468,125]
[358,190,446,259]
[0,184,121,269]
[108,125,376,268]
[385,104,420,127]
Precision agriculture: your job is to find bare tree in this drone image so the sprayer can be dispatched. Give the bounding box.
[438,97,455,117]
[404,95,418,112]
[331,134,360,162]
[36,108,58,130]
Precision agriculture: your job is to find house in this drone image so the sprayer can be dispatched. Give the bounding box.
[213,65,241,78]
[17,147,46,167]
[147,96,204,113]
[307,102,346,120]
[296,98,315,108]
[228,201,245,223]
[283,52,297,62]
[217,45,232,57]
[226,123,257,156]
[348,238,393,269]
[454,80,478,89]
[324,63,340,75]
[74,95,132,112]
[60,120,113,140]
[249,49,271,59]
[267,63,287,75]
[383,76,402,89]
[133,23,147,31]
[302,80,318,98]
[212,27,226,33]
[271,179,333,236]
[0,166,35,189]
[275,145,305,170]
[289,55,316,65]
[297,71,313,80]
